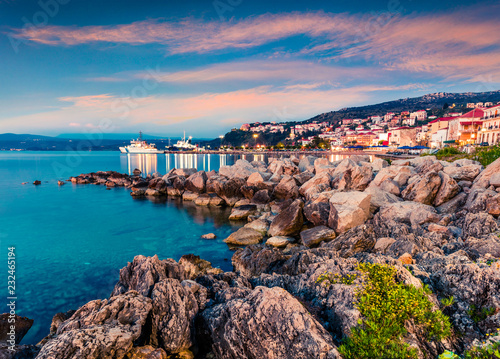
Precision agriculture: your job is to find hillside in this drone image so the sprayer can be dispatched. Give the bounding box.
[207,90,500,147]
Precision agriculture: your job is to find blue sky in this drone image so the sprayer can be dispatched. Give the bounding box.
[0,0,499,137]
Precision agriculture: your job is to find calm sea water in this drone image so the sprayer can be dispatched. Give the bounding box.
[0,151,355,344]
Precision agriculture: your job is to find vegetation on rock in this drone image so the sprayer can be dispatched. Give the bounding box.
[320,263,452,359]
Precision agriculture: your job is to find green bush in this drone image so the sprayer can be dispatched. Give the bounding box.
[336,263,452,359]
[473,145,500,167]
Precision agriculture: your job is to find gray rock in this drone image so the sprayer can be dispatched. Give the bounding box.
[300,226,336,247]
[444,165,483,182]
[433,171,460,207]
[401,171,442,205]
[36,291,153,359]
[185,171,207,193]
[201,286,341,359]
[268,199,304,237]
[473,157,500,189]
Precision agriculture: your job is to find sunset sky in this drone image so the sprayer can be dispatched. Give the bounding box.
[1,0,499,137]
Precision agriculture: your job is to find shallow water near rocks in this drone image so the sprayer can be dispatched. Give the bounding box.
[0,151,355,344]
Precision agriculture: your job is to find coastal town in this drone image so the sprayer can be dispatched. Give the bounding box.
[237,101,500,150]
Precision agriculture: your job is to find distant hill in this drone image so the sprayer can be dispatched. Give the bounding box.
[206,90,500,148]
[0,133,67,141]
[302,90,500,124]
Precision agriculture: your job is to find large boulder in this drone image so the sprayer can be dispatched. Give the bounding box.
[444,164,482,182]
[401,171,442,205]
[328,191,371,234]
[298,156,317,172]
[473,157,500,189]
[228,204,257,221]
[151,279,198,353]
[303,201,330,226]
[300,226,336,247]
[220,160,257,179]
[246,172,271,187]
[268,199,304,237]
[232,245,289,277]
[337,165,373,191]
[364,186,402,213]
[224,228,264,246]
[185,171,207,193]
[377,201,440,226]
[36,291,153,359]
[433,171,460,207]
[201,286,341,359]
[299,172,332,197]
[272,175,299,200]
[486,194,500,217]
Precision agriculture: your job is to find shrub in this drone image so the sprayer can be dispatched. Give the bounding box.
[336,263,452,359]
[467,304,495,323]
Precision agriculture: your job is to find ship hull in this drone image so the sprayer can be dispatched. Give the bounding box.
[122,147,165,154]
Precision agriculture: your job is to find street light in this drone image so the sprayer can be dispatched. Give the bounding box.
[253,133,258,149]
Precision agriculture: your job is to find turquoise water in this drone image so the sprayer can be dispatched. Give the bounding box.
[0,151,272,344]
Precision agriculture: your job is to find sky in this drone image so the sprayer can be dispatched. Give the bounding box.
[0,0,499,138]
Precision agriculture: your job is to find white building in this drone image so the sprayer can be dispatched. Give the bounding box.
[410,110,427,122]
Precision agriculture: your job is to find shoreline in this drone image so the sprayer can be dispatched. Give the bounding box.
[7,154,500,359]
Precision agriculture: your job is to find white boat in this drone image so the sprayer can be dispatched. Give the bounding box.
[119,132,165,154]
[167,132,203,151]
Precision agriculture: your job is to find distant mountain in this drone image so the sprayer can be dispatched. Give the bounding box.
[55,133,169,140]
[0,133,66,141]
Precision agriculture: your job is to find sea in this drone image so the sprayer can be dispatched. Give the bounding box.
[0,151,355,344]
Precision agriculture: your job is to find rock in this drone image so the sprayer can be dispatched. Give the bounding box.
[36,291,153,359]
[327,191,371,234]
[112,255,186,297]
[0,343,39,358]
[151,279,198,353]
[401,171,442,205]
[251,189,270,204]
[415,158,443,174]
[268,199,304,237]
[300,226,336,247]
[293,171,314,186]
[145,188,161,197]
[201,233,216,239]
[224,228,264,246]
[57,180,65,186]
[486,194,500,217]
[179,254,223,279]
[247,172,271,186]
[182,191,199,201]
[364,186,402,213]
[489,173,500,187]
[175,168,197,178]
[377,201,440,226]
[232,245,288,277]
[194,194,211,206]
[272,175,299,200]
[303,201,330,226]
[133,168,142,176]
[299,172,332,197]
[436,192,467,214]
[298,156,317,172]
[373,237,396,254]
[201,286,340,359]
[124,346,168,359]
[444,164,483,182]
[371,158,389,172]
[185,171,207,193]
[219,178,246,206]
[464,188,498,213]
[228,204,257,220]
[337,165,373,191]
[33,180,41,185]
[220,160,257,179]
[244,219,270,236]
[398,253,414,265]
[380,179,400,196]
[0,314,33,344]
[266,236,295,248]
[473,157,500,188]
[433,171,460,207]
[461,212,499,238]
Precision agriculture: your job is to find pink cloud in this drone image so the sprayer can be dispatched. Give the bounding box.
[9,7,500,82]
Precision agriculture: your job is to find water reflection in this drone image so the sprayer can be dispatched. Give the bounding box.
[124,152,374,176]
[126,154,158,176]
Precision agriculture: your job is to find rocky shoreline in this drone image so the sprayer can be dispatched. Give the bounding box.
[3,154,500,359]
